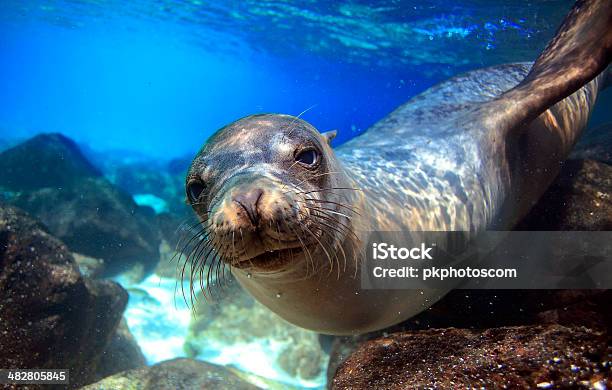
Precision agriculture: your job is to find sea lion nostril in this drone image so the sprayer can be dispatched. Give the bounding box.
[232,188,264,226]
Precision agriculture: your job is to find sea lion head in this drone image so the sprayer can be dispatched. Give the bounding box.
[185,114,352,275]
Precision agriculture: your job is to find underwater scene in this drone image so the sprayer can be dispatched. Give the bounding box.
[0,0,611,389]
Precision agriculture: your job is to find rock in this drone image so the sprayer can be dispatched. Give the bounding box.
[11,177,161,276]
[518,159,612,230]
[82,358,260,390]
[73,252,106,278]
[0,204,128,388]
[570,123,612,164]
[0,134,162,276]
[94,318,147,381]
[113,162,170,199]
[105,158,190,216]
[0,133,101,191]
[277,336,325,381]
[331,325,609,389]
[326,289,610,384]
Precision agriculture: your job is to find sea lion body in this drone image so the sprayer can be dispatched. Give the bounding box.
[338,63,603,233]
[232,64,605,335]
[186,0,612,335]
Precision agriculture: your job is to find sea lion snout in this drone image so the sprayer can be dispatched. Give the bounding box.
[232,187,264,226]
[208,176,309,267]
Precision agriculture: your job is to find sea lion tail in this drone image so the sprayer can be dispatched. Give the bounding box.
[492,0,612,133]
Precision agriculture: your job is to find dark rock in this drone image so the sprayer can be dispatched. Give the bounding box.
[0,204,128,388]
[0,134,162,276]
[104,158,189,216]
[82,358,260,390]
[113,162,170,199]
[331,325,610,389]
[571,123,612,165]
[518,159,612,230]
[94,318,147,381]
[72,252,106,279]
[12,177,161,276]
[0,133,101,191]
[326,289,610,384]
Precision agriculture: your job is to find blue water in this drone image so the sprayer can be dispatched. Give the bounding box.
[0,0,575,159]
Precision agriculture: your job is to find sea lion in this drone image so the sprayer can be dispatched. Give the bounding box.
[184,0,612,335]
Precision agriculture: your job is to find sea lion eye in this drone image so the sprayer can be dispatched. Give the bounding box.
[187,180,206,203]
[295,149,319,166]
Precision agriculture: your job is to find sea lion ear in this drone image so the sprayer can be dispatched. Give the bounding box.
[321,130,337,145]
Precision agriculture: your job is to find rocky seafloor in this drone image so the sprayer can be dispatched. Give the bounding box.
[0,125,610,389]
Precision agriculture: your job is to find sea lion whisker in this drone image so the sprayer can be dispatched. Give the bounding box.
[177,228,213,308]
[188,237,213,307]
[303,204,356,229]
[297,198,361,218]
[238,228,256,269]
[309,219,349,277]
[307,209,363,254]
[212,244,231,296]
[285,104,317,139]
[205,246,219,299]
[310,206,353,221]
[171,218,204,247]
[196,245,215,300]
[274,220,284,254]
[190,230,218,300]
[181,237,208,310]
[297,213,336,275]
[300,187,362,195]
[214,243,228,293]
[287,223,315,278]
[292,171,342,188]
[302,197,362,215]
[170,222,210,264]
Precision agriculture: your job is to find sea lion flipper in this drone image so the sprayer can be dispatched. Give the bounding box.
[491,0,612,133]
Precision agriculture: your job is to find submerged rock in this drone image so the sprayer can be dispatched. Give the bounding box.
[105,157,190,216]
[326,289,610,385]
[94,318,147,381]
[73,252,106,278]
[331,325,609,389]
[518,159,612,231]
[0,203,128,388]
[12,177,161,276]
[0,133,101,191]
[82,358,260,390]
[0,133,162,276]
